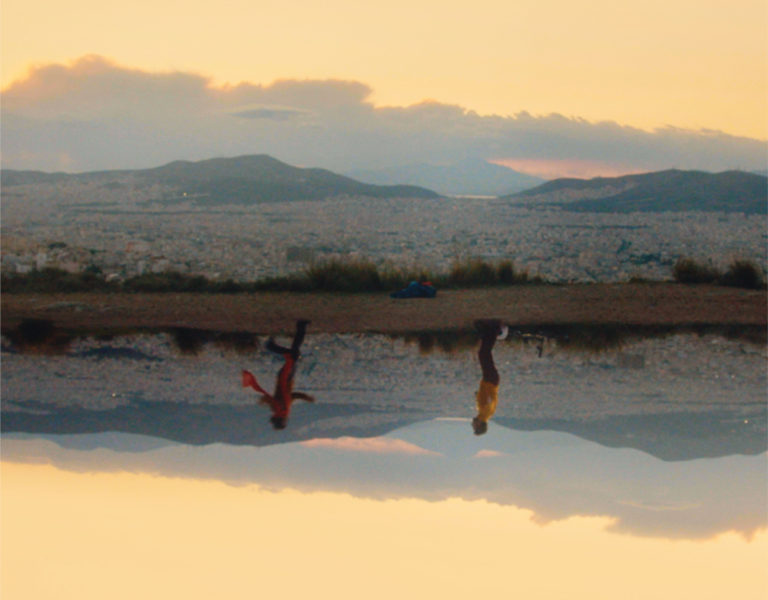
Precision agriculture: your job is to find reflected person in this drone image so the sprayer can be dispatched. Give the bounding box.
[472,319,506,435]
[242,319,314,429]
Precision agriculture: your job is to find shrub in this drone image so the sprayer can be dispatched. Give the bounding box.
[444,258,531,288]
[719,259,767,290]
[672,257,767,289]
[5,318,72,353]
[672,257,720,284]
[447,258,498,287]
[496,260,517,284]
[305,258,383,292]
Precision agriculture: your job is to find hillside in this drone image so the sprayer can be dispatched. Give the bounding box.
[346,158,545,196]
[505,169,767,213]
[1,154,440,203]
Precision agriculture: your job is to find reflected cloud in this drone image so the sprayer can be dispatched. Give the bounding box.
[3,418,765,541]
[473,449,507,458]
[4,461,765,600]
[3,329,766,541]
[300,436,441,456]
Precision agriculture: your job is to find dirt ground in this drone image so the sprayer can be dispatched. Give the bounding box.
[2,283,765,336]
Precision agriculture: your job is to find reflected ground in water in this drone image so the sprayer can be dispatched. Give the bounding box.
[2,325,767,598]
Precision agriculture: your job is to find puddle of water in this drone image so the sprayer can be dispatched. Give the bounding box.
[2,330,766,458]
[3,328,766,599]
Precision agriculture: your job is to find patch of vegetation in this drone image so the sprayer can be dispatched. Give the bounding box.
[719,259,767,290]
[1,268,119,293]
[672,258,721,284]
[306,258,385,292]
[446,258,534,287]
[4,255,765,294]
[2,319,73,354]
[672,257,766,289]
[122,272,248,293]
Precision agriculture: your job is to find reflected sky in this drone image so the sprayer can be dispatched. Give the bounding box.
[3,418,766,541]
[2,330,767,598]
[3,453,767,600]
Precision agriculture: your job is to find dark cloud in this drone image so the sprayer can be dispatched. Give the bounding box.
[231,107,308,121]
[2,55,765,174]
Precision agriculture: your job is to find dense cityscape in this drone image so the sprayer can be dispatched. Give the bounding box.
[2,176,766,284]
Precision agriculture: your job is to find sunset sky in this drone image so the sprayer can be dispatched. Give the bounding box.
[2,0,766,176]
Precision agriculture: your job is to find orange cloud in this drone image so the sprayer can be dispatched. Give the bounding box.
[300,437,441,456]
[473,450,506,458]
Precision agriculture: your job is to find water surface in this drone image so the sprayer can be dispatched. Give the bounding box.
[2,331,766,599]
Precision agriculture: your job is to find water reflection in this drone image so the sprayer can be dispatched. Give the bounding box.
[242,319,314,429]
[472,319,504,435]
[3,419,766,540]
[4,460,765,600]
[2,330,766,457]
[3,327,767,598]
[403,322,767,354]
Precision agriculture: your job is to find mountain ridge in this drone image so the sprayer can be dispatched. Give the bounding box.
[1,154,440,203]
[2,401,763,462]
[505,168,767,213]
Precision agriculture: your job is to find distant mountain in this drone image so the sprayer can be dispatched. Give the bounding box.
[346,158,545,196]
[3,398,764,461]
[1,170,71,186]
[504,169,767,214]
[0,399,430,449]
[1,154,440,203]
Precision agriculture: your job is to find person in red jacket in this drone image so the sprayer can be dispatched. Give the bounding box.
[242,319,314,429]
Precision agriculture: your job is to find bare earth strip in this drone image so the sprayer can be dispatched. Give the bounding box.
[1,284,765,335]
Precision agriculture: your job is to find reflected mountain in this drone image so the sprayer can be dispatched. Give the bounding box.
[3,329,765,462]
[2,397,765,461]
[3,418,765,540]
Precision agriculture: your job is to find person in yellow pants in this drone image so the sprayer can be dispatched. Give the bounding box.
[472,319,506,435]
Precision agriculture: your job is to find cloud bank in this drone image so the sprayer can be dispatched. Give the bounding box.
[2,56,765,176]
[300,436,441,456]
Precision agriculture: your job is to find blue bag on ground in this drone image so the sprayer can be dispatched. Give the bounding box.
[390,281,437,298]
